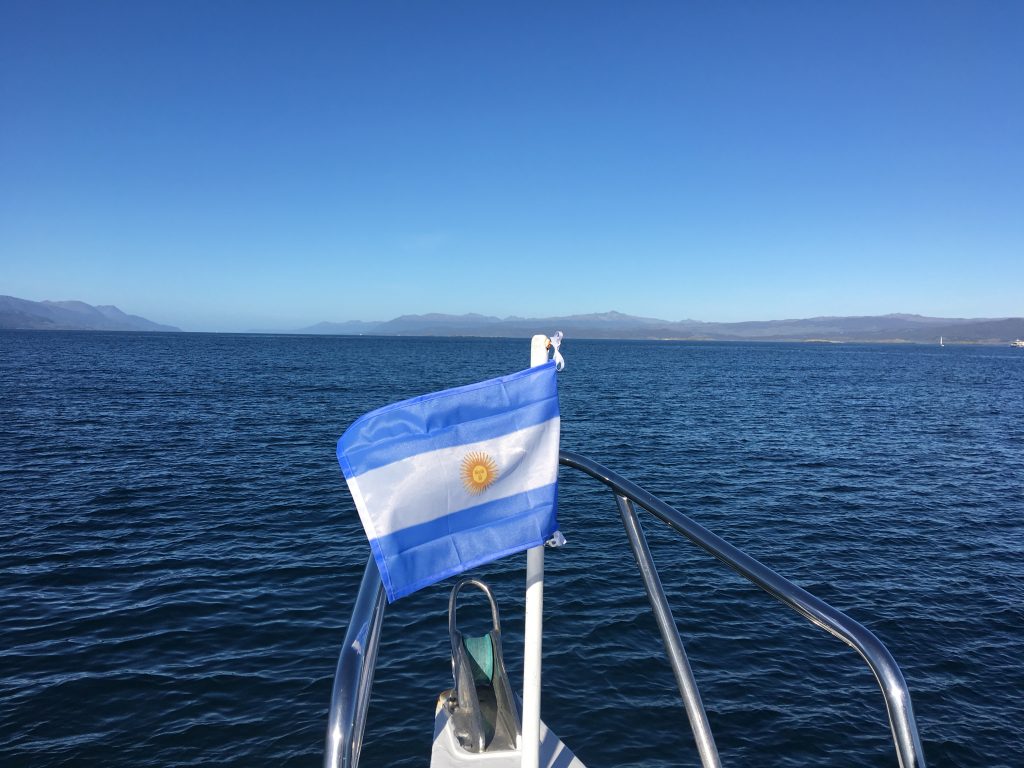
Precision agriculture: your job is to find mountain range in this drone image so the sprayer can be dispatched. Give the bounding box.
[294,310,1024,344]
[0,295,180,332]
[3,296,1022,342]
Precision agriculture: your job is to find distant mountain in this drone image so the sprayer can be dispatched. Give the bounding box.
[289,310,1024,343]
[0,296,180,332]
[293,320,381,335]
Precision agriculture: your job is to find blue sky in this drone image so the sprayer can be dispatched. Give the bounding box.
[1,2,1021,331]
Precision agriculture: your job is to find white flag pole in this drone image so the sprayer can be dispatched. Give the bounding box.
[522,334,549,768]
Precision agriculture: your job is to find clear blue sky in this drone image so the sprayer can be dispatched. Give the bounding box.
[1,2,1021,331]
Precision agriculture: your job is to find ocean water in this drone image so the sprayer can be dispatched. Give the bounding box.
[1,331,1021,767]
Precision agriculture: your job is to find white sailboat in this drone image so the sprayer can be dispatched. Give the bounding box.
[940,337,944,347]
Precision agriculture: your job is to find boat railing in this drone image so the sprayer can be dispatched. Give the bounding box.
[324,450,926,768]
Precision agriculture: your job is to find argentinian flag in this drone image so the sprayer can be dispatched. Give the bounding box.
[337,362,560,602]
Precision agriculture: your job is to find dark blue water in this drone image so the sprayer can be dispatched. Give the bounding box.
[1,332,1021,767]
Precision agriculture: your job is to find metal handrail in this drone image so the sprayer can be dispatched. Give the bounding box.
[324,555,386,768]
[324,450,926,768]
[616,493,722,768]
[560,450,926,768]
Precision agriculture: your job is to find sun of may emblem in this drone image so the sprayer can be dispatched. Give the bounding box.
[461,451,499,494]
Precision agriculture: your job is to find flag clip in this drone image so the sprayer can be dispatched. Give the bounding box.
[547,331,565,371]
[545,530,567,548]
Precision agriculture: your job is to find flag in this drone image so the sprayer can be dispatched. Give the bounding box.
[337,362,560,602]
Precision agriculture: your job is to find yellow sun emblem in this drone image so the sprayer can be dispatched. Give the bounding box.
[461,451,499,494]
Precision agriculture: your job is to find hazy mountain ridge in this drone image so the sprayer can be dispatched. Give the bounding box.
[3,296,1019,341]
[293,311,1024,343]
[0,296,180,332]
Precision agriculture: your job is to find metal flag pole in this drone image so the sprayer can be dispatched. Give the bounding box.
[522,334,550,768]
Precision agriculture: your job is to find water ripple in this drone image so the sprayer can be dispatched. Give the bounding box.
[1,332,1022,767]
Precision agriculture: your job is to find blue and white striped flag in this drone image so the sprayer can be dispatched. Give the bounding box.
[337,362,560,602]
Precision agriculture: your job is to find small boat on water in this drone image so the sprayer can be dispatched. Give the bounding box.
[323,335,926,768]
[1012,339,1024,348]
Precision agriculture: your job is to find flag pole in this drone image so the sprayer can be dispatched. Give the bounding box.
[522,334,549,768]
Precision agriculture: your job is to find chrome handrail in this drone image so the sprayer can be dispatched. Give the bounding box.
[324,555,386,768]
[324,451,926,768]
[560,450,926,768]
[615,493,721,768]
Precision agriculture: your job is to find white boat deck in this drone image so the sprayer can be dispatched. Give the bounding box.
[429,698,586,768]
